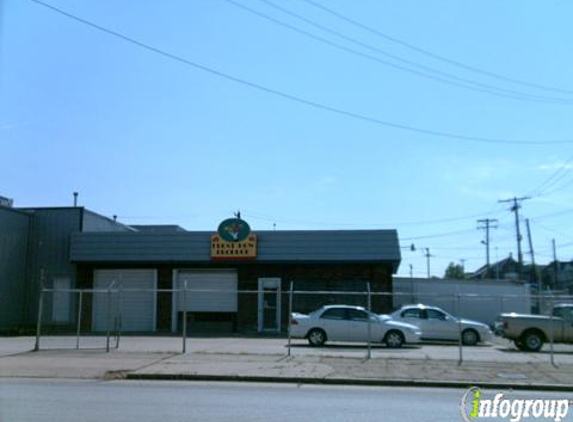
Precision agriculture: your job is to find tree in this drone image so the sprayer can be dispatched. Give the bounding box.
[444,262,465,279]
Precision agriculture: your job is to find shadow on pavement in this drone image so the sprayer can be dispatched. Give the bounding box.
[286,343,421,351]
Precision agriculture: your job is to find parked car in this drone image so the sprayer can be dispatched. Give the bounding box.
[390,304,493,346]
[289,305,422,348]
[495,303,573,352]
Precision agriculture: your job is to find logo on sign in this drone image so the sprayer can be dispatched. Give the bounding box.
[217,218,251,242]
[211,217,257,260]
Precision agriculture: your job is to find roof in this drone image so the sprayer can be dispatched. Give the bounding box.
[471,255,518,278]
[70,229,401,271]
[131,225,187,233]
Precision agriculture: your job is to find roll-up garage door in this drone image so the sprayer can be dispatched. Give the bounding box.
[178,270,237,312]
[93,269,156,332]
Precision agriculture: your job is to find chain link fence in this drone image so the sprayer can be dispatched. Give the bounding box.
[34,282,573,366]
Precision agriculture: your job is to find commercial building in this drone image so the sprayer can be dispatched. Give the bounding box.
[0,200,401,334]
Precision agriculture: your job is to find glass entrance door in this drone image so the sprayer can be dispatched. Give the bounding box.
[257,278,281,333]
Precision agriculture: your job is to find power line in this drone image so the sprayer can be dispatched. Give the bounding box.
[301,0,573,96]
[245,0,573,105]
[401,228,476,241]
[27,0,573,146]
[527,208,573,222]
[243,209,503,228]
[526,153,573,197]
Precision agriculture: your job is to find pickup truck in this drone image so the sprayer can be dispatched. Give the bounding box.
[495,304,573,352]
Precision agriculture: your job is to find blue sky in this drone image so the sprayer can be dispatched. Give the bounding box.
[2,0,573,278]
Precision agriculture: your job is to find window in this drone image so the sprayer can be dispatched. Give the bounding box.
[553,307,573,320]
[320,308,347,320]
[426,309,447,320]
[401,308,421,318]
[347,309,369,321]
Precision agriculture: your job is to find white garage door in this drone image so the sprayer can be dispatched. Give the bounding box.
[177,270,237,312]
[93,269,156,332]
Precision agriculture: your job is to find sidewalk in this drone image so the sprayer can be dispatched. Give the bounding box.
[1,337,572,390]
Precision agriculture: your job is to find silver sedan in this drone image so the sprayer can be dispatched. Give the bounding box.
[290,305,422,348]
[390,304,493,346]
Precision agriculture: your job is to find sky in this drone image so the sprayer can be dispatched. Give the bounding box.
[1,0,573,278]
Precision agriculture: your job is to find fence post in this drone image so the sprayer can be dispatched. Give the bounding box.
[287,281,293,357]
[116,284,123,349]
[34,270,46,352]
[549,295,556,367]
[366,282,372,360]
[182,280,188,354]
[457,293,463,365]
[76,291,83,350]
[106,284,112,353]
[34,288,45,352]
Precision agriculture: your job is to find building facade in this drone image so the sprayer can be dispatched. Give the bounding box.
[1,203,401,334]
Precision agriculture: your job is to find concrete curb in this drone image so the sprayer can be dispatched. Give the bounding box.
[124,373,573,392]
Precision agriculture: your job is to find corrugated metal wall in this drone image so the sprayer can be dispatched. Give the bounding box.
[0,208,30,331]
[22,208,82,326]
[393,277,532,326]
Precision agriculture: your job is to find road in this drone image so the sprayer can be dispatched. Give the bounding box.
[1,379,572,422]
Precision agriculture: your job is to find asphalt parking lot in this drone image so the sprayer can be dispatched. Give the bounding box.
[5,335,573,365]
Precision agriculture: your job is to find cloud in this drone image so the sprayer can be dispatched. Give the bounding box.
[536,161,573,171]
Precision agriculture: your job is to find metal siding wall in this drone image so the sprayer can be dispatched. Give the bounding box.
[0,208,30,330]
[393,278,532,326]
[23,208,81,325]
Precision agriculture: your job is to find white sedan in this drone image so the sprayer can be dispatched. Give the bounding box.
[289,305,422,348]
[390,304,493,346]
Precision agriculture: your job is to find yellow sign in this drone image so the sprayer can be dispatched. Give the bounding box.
[210,234,257,260]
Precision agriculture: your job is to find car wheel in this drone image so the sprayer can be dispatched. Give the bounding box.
[461,329,479,346]
[514,340,527,351]
[307,328,327,347]
[384,330,404,348]
[520,331,544,352]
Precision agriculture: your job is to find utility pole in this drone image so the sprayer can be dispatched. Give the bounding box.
[552,239,559,290]
[477,218,498,275]
[423,248,433,278]
[525,219,540,288]
[499,196,530,276]
[459,259,466,277]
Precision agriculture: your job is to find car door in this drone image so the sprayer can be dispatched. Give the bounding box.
[346,308,379,342]
[399,308,425,332]
[318,307,350,341]
[424,309,458,340]
[557,307,573,342]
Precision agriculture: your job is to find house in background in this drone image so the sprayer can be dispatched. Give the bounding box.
[542,260,573,293]
[470,255,521,281]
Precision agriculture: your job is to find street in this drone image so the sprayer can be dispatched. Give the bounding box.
[1,379,572,422]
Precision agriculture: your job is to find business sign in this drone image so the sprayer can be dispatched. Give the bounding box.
[211,218,257,260]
